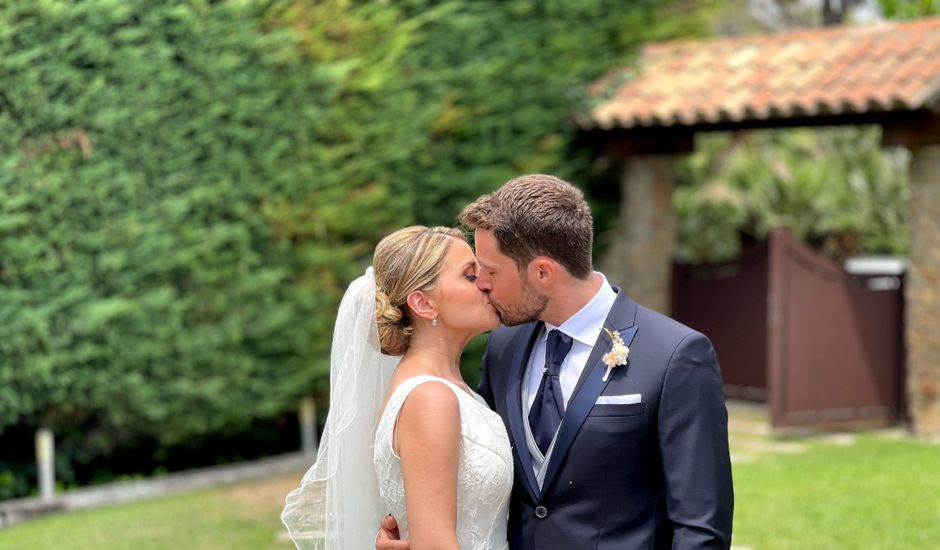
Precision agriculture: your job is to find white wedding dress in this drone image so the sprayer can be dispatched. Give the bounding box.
[374,375,513,550]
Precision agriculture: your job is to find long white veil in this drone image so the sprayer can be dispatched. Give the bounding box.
[282,267,401,549]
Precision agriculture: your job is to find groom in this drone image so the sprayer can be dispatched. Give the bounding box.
[379,174,733,549]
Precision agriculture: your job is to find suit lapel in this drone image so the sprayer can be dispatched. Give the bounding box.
[540,290,638,495]
[505,321,542,500]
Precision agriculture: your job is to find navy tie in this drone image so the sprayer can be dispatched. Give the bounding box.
[529,329,573,455]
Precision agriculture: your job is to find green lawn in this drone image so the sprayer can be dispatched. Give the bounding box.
[0,473,300,550]
[732,435,940,550]
[1,435,938,549]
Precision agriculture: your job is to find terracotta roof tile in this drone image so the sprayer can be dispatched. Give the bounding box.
[583,17,940,130]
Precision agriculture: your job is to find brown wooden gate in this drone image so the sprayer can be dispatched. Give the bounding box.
[672,229,905,430]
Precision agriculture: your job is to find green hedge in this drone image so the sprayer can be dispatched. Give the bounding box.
[1,1,342,449]
[1,0,693,495]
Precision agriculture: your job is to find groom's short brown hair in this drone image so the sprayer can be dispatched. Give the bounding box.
[459,174,593,279]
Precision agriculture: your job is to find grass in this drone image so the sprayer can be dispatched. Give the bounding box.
[0,473,300,550]
[1,433,938,549]
[732,434,940,550]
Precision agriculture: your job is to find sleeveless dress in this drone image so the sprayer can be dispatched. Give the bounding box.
[373,375,513,550]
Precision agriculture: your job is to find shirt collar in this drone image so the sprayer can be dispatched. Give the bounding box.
[543,272,617,347]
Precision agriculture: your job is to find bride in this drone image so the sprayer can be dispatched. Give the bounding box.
[282,226,513,550]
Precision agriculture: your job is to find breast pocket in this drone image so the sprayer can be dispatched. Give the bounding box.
[588,402,646,417]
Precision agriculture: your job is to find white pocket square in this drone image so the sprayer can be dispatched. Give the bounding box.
[595,393,642,405]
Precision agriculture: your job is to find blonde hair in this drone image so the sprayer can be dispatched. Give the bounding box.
[373,225,465,355]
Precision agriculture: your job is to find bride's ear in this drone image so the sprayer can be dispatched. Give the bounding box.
[405,290,436,323]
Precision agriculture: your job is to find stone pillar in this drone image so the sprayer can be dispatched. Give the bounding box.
[599,155,678,314]
[907,144,940,438]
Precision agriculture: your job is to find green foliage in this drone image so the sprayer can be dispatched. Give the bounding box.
[878,0,940,19]
[675,127,910,263]
[387,0,715,224]
[0,0,389,453]
[249,0,710,383]
[2,0,706,494]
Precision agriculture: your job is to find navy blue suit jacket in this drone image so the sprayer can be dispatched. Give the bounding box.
[478,289,733,550]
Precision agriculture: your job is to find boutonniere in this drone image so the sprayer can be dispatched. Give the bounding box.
[601,328,629,382]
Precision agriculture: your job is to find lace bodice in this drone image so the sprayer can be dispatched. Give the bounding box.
[374,375,513,550]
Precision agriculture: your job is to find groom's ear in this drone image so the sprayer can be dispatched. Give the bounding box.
[406,290,436,322]
[529,257,556,285]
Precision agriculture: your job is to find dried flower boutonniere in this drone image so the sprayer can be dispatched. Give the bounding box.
[601,328,629,382]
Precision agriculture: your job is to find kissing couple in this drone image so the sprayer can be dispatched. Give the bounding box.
[282,174,734,549]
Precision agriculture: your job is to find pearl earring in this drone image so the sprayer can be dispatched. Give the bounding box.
[432,315,438,327]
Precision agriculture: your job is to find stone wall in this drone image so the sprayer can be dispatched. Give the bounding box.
[598,155,678,315]
[906,144,940,438]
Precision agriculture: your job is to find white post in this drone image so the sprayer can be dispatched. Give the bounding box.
[300,397,318,455]
[35,428,55,502]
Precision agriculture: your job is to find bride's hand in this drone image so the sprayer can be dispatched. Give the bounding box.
[376,514,410,550]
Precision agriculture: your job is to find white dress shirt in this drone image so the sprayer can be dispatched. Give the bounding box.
[523,272,617,412]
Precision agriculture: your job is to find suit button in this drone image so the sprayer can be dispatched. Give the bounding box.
[534,505,548,519]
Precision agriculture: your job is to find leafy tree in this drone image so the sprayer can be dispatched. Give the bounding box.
[674,127,909,263]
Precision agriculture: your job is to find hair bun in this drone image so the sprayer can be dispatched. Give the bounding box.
[374,289,402,323]
[375,288,411,356]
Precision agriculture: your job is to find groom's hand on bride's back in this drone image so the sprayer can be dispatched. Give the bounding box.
[376,514,410,550]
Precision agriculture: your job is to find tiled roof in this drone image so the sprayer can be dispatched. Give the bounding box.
[582,17,940,130]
